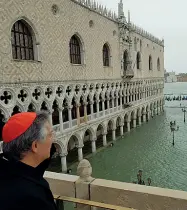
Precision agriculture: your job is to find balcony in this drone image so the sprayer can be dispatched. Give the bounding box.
[45,160,187,210]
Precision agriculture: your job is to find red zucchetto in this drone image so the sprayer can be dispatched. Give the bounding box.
[2,112,37,143]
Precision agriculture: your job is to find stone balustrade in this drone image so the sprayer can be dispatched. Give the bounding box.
[45,159,187,210]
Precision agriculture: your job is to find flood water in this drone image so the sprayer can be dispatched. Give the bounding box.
[68,82,187,192]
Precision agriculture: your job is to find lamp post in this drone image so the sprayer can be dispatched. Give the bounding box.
[170,121,179,146]
[133,170,151,186]
[182,107,186,123]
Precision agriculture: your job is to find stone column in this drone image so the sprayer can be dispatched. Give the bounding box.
[112,129,116,141]
[103,133,107,146]
[143,113,146,122]
[60,154,67,173]
[112,98,114,110]
[147,111,150,121]
[91,138,96,153]
[107,100,110,110]
[68,105,72,128]
[116,97,119,107]
[84,103,88,122]
[102,100,105,111]
[78,147,83,161]
[127,121,130,132]
[90,102,94,119]
[120,125,124,136]
[120,96,123,109]
[58,108,64,133]
[138,116,141,125]
[133,118,136,128]
[96,100,99,118]
[76,104,81,126]
[49,109,53,126]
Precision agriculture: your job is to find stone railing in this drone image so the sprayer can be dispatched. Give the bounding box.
[45,159,187,210]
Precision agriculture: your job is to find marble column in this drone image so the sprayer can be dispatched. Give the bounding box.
[120,125,124,136]
[90,102,94,119]
[138,116,141,125]
[103,133,107,146]
[102,100,105,115]
[120,97,123,109]
[143,114,146,122]
[91,139,96,153]
[116,97,119,107]
[68,106,72,128]
[107,100,110,110]
[112,98,114,110]
[60,154,67,173]
[78,147,83,161]
[127,121,130,132]
[76,104,81,126]
[58,108,64,133]
[49,109,53,126]
[96,101,99,118]
[84,103,88,122]
[112,129,116,141]
[133,119,136,128]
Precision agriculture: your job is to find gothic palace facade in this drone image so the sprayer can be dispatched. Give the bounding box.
[0,0,164,172]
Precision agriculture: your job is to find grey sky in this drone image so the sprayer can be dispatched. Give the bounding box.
[99,0,185,73]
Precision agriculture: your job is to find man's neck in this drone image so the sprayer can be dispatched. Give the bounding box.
[21,155,40,168]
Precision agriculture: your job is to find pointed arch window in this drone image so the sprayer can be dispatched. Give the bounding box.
[69,35,82,64]
[123,50,128,71]
[103,43,110,67]
[157,58,160,71]
[149,55,153,70]
[136,52,141,70]
[11,20,34,60]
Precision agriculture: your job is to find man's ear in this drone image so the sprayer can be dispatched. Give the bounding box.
[31,140,38,153]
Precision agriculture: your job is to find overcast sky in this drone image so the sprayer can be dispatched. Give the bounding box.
[98,0,185,73]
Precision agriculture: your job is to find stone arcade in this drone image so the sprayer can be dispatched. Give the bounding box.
[0,0,164,172]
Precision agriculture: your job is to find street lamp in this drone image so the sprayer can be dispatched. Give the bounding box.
[133,170,151,186]
[170,121,179,146]
[182,107,186,123]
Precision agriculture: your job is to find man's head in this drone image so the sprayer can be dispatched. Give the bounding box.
[2,111,53,167]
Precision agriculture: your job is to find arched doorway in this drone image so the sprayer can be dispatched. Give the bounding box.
[82,129,93,155]
[52,100,59,125]
[106,120,113,142]
[67,135,80,166]
[116,117,121,138]
[96,124,106,147]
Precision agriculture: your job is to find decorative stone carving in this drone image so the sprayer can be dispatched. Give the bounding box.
[51,4,59,15]
[77,159,94,182]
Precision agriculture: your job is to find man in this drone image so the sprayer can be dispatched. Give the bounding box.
[0,111,57,210]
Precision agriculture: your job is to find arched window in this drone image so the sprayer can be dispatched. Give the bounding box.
[149,55,152,70]
[123,50,128,71]
[136,52,141,70]
[103,43,110,67]
[11,20,34,60]
[134,37,137,51]
[157,58,160,71]
[69,35,82,64]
